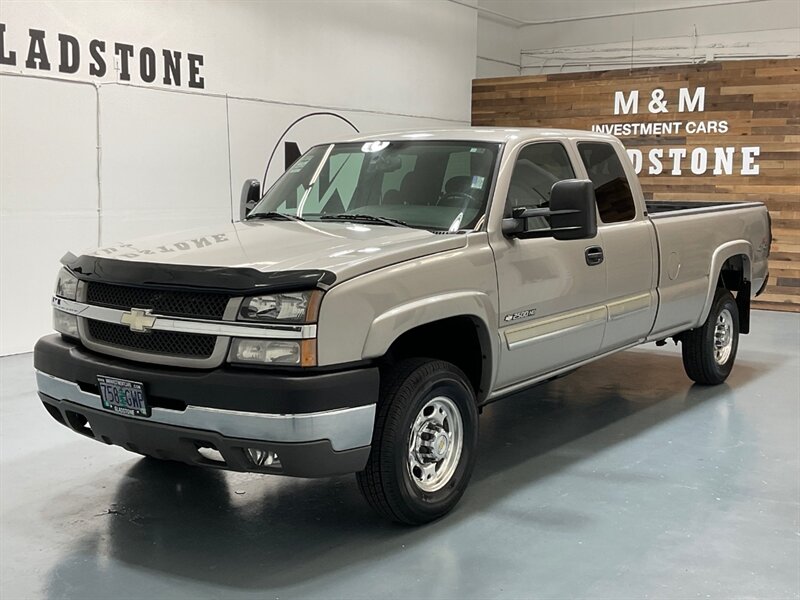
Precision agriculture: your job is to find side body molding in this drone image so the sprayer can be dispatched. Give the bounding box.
[696,240,753,327]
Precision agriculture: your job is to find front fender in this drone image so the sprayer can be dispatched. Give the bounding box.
[362,291,497,359]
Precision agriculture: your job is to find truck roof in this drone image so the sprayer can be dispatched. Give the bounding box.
[343,127,618,144]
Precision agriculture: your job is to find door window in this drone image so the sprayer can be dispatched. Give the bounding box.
[577,142,636,223]
[506,142,575,215]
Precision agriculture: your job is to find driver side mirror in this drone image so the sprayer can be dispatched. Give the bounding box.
[501,179,597,241]
[240,179,261,220]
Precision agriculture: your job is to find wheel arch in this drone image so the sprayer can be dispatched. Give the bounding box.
[697,240,753,333]
[362,292,497,403]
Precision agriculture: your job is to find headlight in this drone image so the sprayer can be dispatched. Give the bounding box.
[238,291,321,323]
[54,268,79,300]
[229,338,317,367]
[53,310,79,337]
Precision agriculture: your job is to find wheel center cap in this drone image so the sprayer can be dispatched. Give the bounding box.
[432,432,448,459]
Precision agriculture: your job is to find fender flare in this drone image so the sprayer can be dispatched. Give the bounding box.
[362,291,499,393]
[696,240,753,326]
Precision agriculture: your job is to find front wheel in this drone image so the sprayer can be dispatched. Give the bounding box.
[356,359,478,525]
[681,288,740,385]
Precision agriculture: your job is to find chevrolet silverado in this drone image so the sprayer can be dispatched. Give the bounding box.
[35,128,771,524]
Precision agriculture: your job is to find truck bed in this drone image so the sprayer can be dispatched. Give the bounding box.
[646,200,764,217]
[644,199,770,338]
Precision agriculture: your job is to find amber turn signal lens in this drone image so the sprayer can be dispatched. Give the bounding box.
[300,339,317,367]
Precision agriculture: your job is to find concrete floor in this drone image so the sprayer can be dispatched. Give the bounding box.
[1,311,798,600]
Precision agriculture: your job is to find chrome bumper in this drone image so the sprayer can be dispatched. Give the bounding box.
[35,371,375,452]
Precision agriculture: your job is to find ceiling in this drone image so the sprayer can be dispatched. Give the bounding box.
[474,0,767,25]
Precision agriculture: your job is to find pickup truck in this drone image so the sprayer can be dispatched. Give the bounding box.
[35,128,771,524]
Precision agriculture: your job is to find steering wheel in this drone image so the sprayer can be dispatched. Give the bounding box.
[436,192,479,230]
[437,191,478,209]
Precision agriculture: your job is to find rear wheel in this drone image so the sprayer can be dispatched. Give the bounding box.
[681,288,739,385]
[357,359,478,525]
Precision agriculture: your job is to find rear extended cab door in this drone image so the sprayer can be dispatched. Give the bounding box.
[572,139,659,351]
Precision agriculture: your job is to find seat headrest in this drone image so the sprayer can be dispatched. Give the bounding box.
[444,175,473,194]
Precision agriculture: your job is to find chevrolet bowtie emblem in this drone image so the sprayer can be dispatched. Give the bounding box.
[121,308,156,333]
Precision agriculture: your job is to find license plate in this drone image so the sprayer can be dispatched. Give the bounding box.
[97,376,149,417]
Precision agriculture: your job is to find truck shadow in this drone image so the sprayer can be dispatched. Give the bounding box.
[44,348,771,595]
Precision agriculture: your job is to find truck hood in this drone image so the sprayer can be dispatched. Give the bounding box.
[78,220,467,285]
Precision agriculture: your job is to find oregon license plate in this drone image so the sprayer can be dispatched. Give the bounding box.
[97,376,149,417]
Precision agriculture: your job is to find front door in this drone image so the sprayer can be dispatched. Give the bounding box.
[492,141,608,390]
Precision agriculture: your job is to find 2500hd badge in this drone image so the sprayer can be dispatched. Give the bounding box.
[504,308,537,322]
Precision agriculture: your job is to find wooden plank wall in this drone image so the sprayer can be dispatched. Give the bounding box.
[472,58,800,312]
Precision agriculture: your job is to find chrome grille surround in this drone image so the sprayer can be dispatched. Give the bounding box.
[61,281,313,368]
[78,317,232,368]
[74,280,238,368]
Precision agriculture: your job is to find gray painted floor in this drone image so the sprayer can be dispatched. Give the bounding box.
[1,311,798,600]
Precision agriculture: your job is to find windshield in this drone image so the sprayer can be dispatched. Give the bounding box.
[249,140,501,231]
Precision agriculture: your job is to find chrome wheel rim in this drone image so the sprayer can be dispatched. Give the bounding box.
[714,308,734,365]
[407,396,463,493]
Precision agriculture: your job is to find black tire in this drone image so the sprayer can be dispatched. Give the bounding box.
[681,288,739,385]
[356,358,478,525]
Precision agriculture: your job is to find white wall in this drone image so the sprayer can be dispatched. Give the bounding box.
[477,16,519,77]
[0,0,477,355]
[476,0,800,76]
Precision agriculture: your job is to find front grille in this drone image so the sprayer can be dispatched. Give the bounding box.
[86,282,230,320]
[87,320,216,358]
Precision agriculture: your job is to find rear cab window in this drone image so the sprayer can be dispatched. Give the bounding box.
[577,142,637,223]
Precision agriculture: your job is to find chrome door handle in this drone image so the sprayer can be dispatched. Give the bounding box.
[585,246,604,266]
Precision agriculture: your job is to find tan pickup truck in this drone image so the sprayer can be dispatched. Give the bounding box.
[36,128,771,524]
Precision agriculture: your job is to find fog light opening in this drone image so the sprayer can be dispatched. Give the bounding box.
[42,402,66,426]
[65,411,94,438]
[196,445,226,464]
[245,448,278,467]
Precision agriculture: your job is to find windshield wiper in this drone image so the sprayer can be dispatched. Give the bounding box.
[320,214,410,228]
[246,211,306,222]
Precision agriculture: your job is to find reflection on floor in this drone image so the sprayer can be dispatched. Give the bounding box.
[1,311,798,599]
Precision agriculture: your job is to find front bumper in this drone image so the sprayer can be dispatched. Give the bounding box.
[34,335,378,477]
